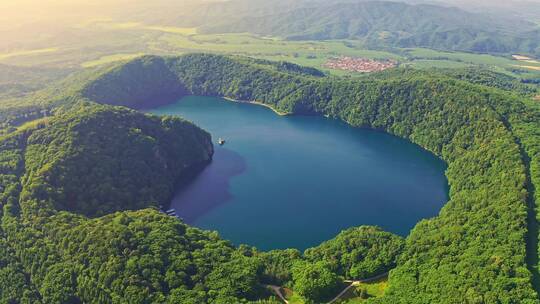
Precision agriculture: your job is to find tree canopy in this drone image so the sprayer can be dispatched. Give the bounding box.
[1,53,540,302]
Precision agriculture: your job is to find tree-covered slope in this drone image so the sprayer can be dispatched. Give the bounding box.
[20,103,213,217]
[199,1,540,56]
[0,99,400,303]
[80,57,189,109]
[440,68,539,95]
[162,54,540,301]
[0,64,74,100]
[2,53,540,302]
[80,54,540,302]
[0,102,263,303]
[304,226,404,279]
[367,67,539,96]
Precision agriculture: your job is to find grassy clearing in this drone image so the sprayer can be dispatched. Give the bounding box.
[337,279,388,303]
[405,48,518,66]
[404,48,540,77]
[16,117,50,132]
[283,288,305,304]
[81,53,146,68]
[405,59,472,69]
[514,64,540,71]
[278,279,388,304]
[355,280,388,298]
[288,294,306,304]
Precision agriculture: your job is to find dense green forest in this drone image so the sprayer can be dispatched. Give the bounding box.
[137,0,540,57]
[0,103,263,303]
[159,54,540,301]
[0,64,73,100]
[304,226,404,280]
[1,53,540,302]
[0,98,401,303]
[21,103,214,217]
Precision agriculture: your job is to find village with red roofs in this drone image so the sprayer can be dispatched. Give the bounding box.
[323,56,398,73]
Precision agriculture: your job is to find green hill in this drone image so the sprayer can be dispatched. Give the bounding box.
[1,54,540,302]
[21,103,213,217]
[0,102,261,303]
[0,64,73,99]
[199,1,540,56]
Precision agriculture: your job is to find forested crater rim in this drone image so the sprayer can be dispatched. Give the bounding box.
[3,53,537,302]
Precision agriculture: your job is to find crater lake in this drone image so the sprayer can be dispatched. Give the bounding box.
[151,96,448,251]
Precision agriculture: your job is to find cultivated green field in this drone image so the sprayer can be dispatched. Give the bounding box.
[403,48,540,76]
[0,19,538,81]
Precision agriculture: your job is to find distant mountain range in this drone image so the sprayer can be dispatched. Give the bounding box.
[4,0,538,57]
[191,1,540,56]
[409,0,540,21]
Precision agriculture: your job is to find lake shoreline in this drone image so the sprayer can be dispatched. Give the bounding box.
[152,95,448,250]
[223,97,291,116]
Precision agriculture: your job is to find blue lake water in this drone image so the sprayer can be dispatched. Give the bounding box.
[151,96,448,251]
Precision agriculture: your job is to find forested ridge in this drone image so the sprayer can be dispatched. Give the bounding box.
[1,53,540,302]
[160,54,540,301]
[151,0,540,57]
[196,1,540,57]
[0,98,401,303]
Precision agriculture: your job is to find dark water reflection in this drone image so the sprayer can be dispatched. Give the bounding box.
[172,148,247,223]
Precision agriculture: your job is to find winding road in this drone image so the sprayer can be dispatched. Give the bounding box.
[267,272,389,304]
[266,285,289,304]
[327,272,389,304]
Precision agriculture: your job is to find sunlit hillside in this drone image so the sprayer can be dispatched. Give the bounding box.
[1,0,540,303]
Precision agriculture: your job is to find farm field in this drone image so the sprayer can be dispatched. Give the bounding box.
[0,20,538,79]
[404,48,540,76]
[155,33,402,76]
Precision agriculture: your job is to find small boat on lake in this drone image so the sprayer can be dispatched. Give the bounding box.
[165,209,177,216]
[218,138,226,145]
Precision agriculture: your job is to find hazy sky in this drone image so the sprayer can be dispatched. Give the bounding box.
[2,0,540,13]
[0,0,198,26]
[1,0,539,29]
